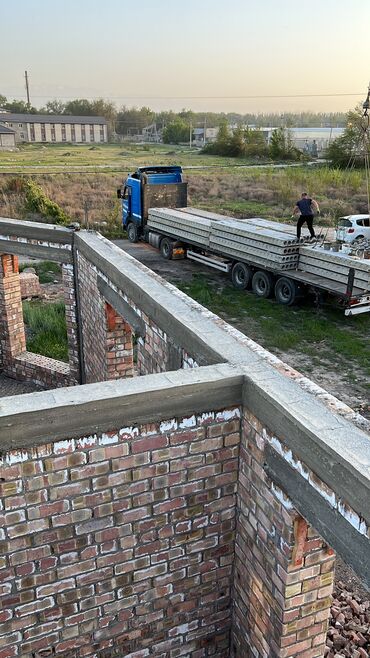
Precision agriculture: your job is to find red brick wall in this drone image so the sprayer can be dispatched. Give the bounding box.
[231,410,335,658]
[77,253,198,382]
[0,407,240,658]
[0,255,26,368]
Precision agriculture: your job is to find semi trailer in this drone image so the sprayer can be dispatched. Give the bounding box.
[117,166,370,316]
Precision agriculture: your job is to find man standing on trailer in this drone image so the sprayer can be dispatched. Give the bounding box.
[293,192,320,240]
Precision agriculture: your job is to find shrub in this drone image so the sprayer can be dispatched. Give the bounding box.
[24,180,70,225]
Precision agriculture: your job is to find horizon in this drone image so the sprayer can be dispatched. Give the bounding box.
[1,0,369,115]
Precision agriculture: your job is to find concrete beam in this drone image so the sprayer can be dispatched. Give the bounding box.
[97,276,146,337]
[0,364,242,449]
[0,217,74,244]
[264,444,370,589]
[0,239,72,263]
[243,374,370,527]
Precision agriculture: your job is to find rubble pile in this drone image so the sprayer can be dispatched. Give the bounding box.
[326,582,370,657]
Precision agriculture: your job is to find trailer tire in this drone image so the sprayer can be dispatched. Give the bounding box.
[252,271,274,298]
[160,237,173,260]
[127,222,139,243]
[231,262,252,290]
[274,277,298,306]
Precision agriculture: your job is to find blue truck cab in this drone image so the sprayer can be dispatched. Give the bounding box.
[117,166,187,242]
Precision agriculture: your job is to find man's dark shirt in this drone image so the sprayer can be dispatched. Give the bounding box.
[296,198,313,216]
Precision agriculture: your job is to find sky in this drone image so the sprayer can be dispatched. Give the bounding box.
[1,0,369,115]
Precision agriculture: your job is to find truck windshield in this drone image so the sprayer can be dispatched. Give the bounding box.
[338,219,352,227]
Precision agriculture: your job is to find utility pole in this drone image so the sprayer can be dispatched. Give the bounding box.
[203,116,207,146]
[189,123,192,149]
[24,70,31,108]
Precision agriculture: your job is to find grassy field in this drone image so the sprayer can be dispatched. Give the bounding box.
[0,142,266,171]
[23,300,68,362]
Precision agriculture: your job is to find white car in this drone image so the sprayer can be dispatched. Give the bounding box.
[335,214,370,243]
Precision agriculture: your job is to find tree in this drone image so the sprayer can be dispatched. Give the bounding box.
[269,127,299,160]
[64,99,95,116]
[326,106,370,168]
[0,94,7,108]
[4,99,38,114]
[162,119,189,144]
[45,99,66,114]
[115,106,155,136]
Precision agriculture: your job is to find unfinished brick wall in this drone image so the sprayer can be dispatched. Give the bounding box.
[0,254,26,370]
[0,253,78,388]
[77,252,198,381]
[0,407,240,658]
[231,410,336,658]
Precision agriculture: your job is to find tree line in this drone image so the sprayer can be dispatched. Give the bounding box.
[0,94,346,136]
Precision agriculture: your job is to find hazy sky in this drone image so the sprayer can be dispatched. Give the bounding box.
[1,0,369,114]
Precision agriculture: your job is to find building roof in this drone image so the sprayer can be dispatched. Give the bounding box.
[0,124,16,134]
[0,113,107,125]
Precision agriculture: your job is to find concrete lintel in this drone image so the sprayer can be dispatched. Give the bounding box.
[264,444,370,589]
[0,239,72,263]
[75,232,225,366]
[0,217,74,244]
[0,364,243,449]
[244,375,370,526]
[97,276,146,337]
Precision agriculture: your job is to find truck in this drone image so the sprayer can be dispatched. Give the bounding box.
[117,166,370,316]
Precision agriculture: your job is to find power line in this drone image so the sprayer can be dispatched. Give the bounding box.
[2,92,365,101]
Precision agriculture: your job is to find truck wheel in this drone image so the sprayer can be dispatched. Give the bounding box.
[274,277,298,306]
[160,237,173,260]
[231,262,252,290]
[127,222,138,243]
[252,271,274,298]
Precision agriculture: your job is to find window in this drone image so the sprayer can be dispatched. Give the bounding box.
[20,133,25,139]
[81,124,86,142]
[71,124,76,142]
[41,124,46,142]
[90,124,95,142]
[18,123,23,128]
[51,123,56,142]
[61,123,66,142]
[100,125,105,142]
[30,124,35,141]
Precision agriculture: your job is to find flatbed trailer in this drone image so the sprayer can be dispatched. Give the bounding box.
[118,166,370,315]
[145,220,370,316]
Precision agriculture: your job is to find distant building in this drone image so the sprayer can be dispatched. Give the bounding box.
[0,124,16,149]
[0,113,108,144]
[259,127,344,153]
[192,127,219,146]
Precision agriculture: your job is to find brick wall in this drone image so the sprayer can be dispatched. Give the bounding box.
[62,263,80,382]
[77,252,198,382]
[231,410,336,658]
[0,255,26,369]
[0,407,240,658]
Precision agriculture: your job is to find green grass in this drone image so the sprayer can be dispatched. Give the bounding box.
[23,300,68,362]
[0,142,275,172]
[19,260,61,283]
[177,275,370,375]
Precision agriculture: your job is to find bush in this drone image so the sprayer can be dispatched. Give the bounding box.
[202,122,269,158]
[24,180,70,225]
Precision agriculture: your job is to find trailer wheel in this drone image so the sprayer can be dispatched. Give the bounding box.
[160,237,173,260]
[127,222,138,243]
[274,277,298,306]
[252,271,274,298]
[231,262,252,290]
